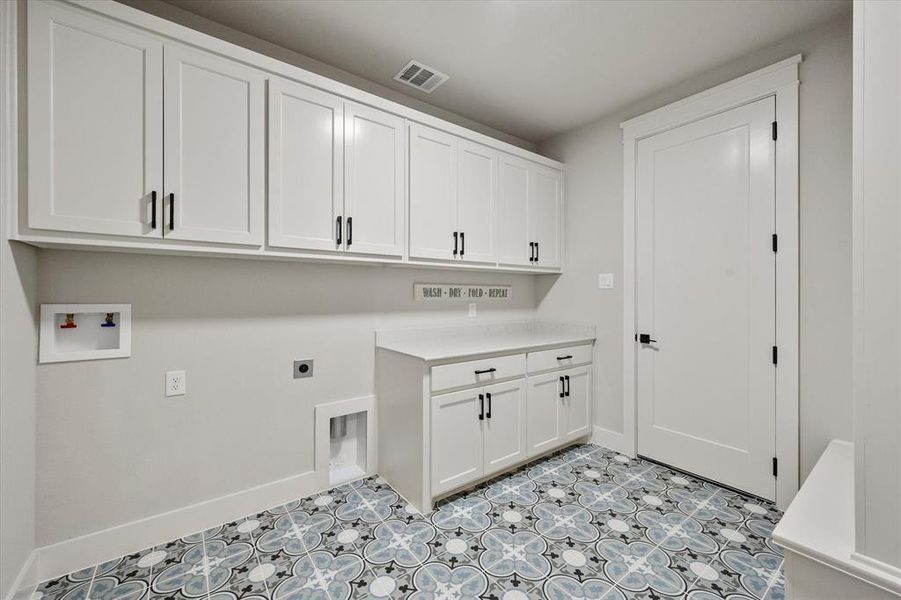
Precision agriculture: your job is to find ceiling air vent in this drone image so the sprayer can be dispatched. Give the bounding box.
[393,60,449,94]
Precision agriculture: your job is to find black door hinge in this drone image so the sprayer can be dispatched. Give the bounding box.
[772,121,778,141]
[772,457,778,477]
[772,346,778,365]
[772,233,778,253]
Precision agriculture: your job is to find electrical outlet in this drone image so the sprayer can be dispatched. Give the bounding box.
[468,303,477,318]
[166,370,186,397]
[294,359,314,379]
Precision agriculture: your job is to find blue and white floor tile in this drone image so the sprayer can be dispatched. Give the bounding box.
[27,444,784,600]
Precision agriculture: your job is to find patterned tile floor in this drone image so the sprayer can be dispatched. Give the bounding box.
[28,444,784,600]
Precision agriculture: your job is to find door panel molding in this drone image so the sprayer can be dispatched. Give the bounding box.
[622,55,800,509]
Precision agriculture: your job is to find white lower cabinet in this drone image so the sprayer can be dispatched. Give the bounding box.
[431,379,526,496]
[527,372,564,456]
[562,366,592,441]
[483,380,528,473]
[431,388,485,496]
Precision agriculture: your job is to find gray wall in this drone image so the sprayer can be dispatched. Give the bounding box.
[35,251,536,544]
[536,15,853,481]
[0,1,38,596]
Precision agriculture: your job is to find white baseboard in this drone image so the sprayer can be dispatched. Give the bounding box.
[591,425,630,455]
[3,550,38,600]
[33,468,318,585]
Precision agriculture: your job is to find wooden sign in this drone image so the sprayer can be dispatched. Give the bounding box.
[414,283,512,302]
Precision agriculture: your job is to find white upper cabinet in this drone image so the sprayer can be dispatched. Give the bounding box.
[27,0,163,238]
[529,164,563,269]
[268,78,343,251]
[409,124,498,264]
[164,44,265,245]
[498,155,531,266]
[409,124,458,260]
[343,102,405,257]
[23,1,562,270]
[498,155,563,269]
[457,141,498,264]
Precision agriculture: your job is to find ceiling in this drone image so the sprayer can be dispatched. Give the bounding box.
[161,0,849,143]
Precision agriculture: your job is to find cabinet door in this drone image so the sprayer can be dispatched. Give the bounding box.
[431,389,485,496]
[458,141,498,264]
[409,124,457,261]
[483,379,527,475]
[529,165,563,269]
[562,366,591,441]
[344,102,405,257]
[268,78,343,251]
[527,372,564,457]
[27,0,163,238]
[164,44,264,245]
[498,155,531,266]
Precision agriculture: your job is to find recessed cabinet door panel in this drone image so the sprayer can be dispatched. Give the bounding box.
[344,102,405,257]
[529,166,563,269]
[498,155,531,266]
[527,372,563,457]
[431,389,484,496]
[483,380,527,475]
[27,0,163,237]
[562,366,591,441]
[409,124,457,261]
[458,141,498,264]
[164,44,264,245]
[268,78,343,251]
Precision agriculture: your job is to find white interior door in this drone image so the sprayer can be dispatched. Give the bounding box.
[431,389,484,496]
[498,155,531,266]
[636,96,776,500]
[529,165,563,268]
[526,372,563,457]
[343,102,405,257]
[457,141,498,264]
[409,124,457,261]
[268,78,343,251]
[164,44,264,245]
[482,379,527,474]
[27,1,163,238]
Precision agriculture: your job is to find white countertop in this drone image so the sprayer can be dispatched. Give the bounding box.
[375,321,595,362]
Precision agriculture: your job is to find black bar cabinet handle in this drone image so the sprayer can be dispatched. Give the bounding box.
[150,191,157,229]
[474,367,496,375]
[460,232,465,257]
[556,354,573,361]
[478,393,485,421]
[168,193,175,231]
[565,375,571,397]
[535,242,539,263]
[453,231,458,256]
[529,242,535,262]
[486,392,492,419]
[347,217,352,247]
[559,376,565,398]
[336,216,342,246]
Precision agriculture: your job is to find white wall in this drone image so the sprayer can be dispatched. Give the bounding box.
[35,251,536,544]
[0,1,38,596]
[537,15,852,481]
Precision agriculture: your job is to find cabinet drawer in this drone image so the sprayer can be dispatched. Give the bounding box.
[527,344,591,373]
[431,354,526,392]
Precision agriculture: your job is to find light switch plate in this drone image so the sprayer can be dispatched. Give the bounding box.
[598,273,614,289]
[468,303,477,317]
[166,370,186,396]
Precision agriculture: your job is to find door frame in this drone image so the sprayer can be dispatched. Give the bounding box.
[620,55,801,509]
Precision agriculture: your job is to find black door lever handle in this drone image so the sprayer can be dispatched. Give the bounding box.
[638,334,657,344]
